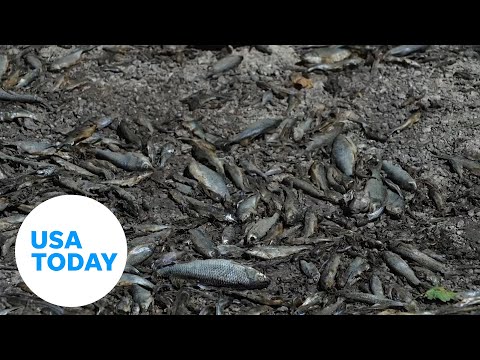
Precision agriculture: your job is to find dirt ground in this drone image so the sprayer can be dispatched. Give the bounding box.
[0,45,479,315]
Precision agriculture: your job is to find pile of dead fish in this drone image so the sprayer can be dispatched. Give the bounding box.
[1,45,479,315]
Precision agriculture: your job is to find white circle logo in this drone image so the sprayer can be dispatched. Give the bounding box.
[15,195,127,307]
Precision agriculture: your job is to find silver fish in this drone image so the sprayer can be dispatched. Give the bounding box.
[225,162,250,192]
[391,243,447,274]
[95,149,153,172]
[246,245,311,260]
[320,254,341,290]
[188,160,230,202]
[332,134,357,177]
[370,274,384,297]
[117,273,155,290]
[227,118,282,145]
[189,228,219,259]
[300,260,321,282]
[338,257,370,288]
[383,251,421,286]
[382,161,417,192]
[245,212,280,243]
[127,244,155,266]
[236,194,261,222]
[207,54,243,77]
[302,47,351,64]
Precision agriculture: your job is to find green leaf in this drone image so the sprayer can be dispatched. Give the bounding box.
[425,286,457,302]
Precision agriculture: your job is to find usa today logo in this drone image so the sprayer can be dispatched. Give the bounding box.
[15,195,127,307]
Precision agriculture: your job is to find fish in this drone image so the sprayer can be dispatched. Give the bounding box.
[424,180,445,212]
[207,54,243,78]
[49,46,95,71]
[159,143,175,168]
[307,57,363,72]
[4,140,56,156]
[189,228,219,259]
[188,139,223,175]
[236,193,261,222]
[332,134,357,177]
[16,68,41,88]
[390,243,447,274]
[102,172,153,187]
[383,251,421,286]
[182,195,235,222]
[261,222,284,245]
[130,284,153,312]
[302,47,351,64]
[370,274,384,297]
[226,118,282,146]
[154,251,186,269]
[117,273,155,290]
[221,225,237,245]
[365,168,387,212]
[388,112,421,136]
[188,160,230,202]
[0,54,8,79]
[382,161,417,191]
[225,162,250,192]
[304,121,344,154]
[245,245,311,260]
[127,244,155,266]
[51,157,97,177]
[245,212,280,243]
[337,291,404,308]
[282,186,303,226]
[293,117,314,142]
[0,214,27,232]
[254,45,272,55]
[338,257,370,288]
[295,293,325,314]
[117,120,143,147]
[388,45,429,57]
[95,149,153,172]
[156,259,270,289]
[284,177,328,201]
[302,209,317,238]
[319,254,341,290]
[435,153,480,178]
[240,159,267,179]
[217,244,245,258]
[0,88,50,109]
[300,260,321,282]
[385,189,405,218]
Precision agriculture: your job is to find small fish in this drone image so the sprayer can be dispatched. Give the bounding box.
[382,161,417,191]
[295,293,325,314]
[189,228,219,259]
[245,212,280,243]
[188,160,230,202]
[282,186,303,226]
[188,139,223,175]
[424,180,445,212]
[388,45,429,57]
[320,254,341,290]
[25,53,42,69]
[16,68,40,88]
[237,193,261,222]
[302,209,317,238]
[221,225,237,245]
[388,112,421,136]
[225,162,250,192]
[157,259,270,289]
[304,121,345,154]
[307,57,363,72]
[5,140,55,156]
[246,245,311,260]
[61,122,97,147]
[117,273,155,290]
[102,172,153,187]
[383,251,421,286]
[240,159,267,179]
[153,251,185,269]
[217,244,245,258]
[52,157,96,177]
[293,117,314,142]
[0,214,27,232]
[0,54,8,79]
[302,47,351,65]
[159,143,175,168]
[94,117,113,130]
[338,257,370,288]
[332,134,357,177]
[300,260,321,282]
[261,222,284,245]
[370,274,384,297]
[390,243,447,274]
[127,244,155,266]
[130,284,153,312]
[95,149,153,172]
[365,168,387,212]
[49,46,95,72]
[0,88,50,109]
[435,153,480,178]
[284,177,328,201]
[254,45,272,55]
[385,189,405,218]
[183,195,235,222]
[226,118,282,146]
[117,120,142,147]
[337,291,404,308]
[207,54,243,78]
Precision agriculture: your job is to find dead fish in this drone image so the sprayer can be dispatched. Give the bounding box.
[365,168,387,212]
[278,117,298,139]
[117,120,142,147]
[245,212,280,243]
[246,245,310,260]
[302,47,351,65]
[0,110,39,122]
[226,118,282,146]
[183,195,235,222]
[309,161,342,202]
[225,162,250,192]
[0,214,27,232]
[61,122,97,147]
[254,45,272,55]
[127,244,155,266]
[338,257,370,288]
[237,193,261,222]
[313,297,345,315]
[157,259,270,289]
[0,54,8,79]
[337,291,404,308]
[382,161,417,191]
[388,112,421,136]
[130,284,153,312]
[95,117,113,130]
[305,121,345,154]
[390,243,447,274]
[424,180,445,212]
[383,251,421,286]
[16,68,41,88]
[332,134,357,177]
[388,45,429,57]
[320,254,341,290]
[302,209,317,238]
[79,160,115,180]
[117,273,154,290]
[102,172,153,187]
[207,54,243,78]
[283,186,303,226]
[256,80,297,99]
[293,117,314,142]
[134,224,171,234]
[95,149,153,171]
[154,251,186,269]
[181,91,220,111]
[285,177,328,201]
[261,222,284,245]
[307,57,363,72]
[51,157,96,177]
[370,274,384,297]
[189,228,219,259]
[221,225,237,245]
[300,260,321,282]
[159,143,175,168]
[295,293,325,314]
[49,46,95,71]
[188,160,230,202]
[435,153,480,178]
[188,139,223,175]
[6,140,56,156]
[217,244,245,258]
[385,189,405,218]
[326,165,352,193]
[239,159,267,179]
